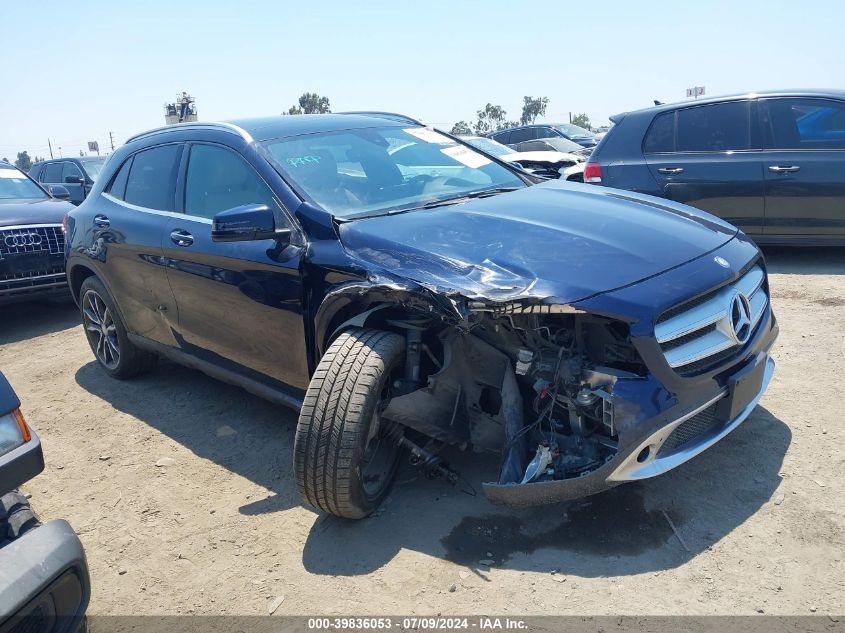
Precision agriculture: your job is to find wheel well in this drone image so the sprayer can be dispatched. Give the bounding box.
[68,265,96,301]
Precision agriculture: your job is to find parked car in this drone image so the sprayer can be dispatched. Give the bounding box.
[0,371,91,633]
[0,163,73,304]
[30,157,107,206]
[489,123,598,148]
[66,113,777,519]
[461,135,585,180]
[513,136,593,158]
[585,89,845,245]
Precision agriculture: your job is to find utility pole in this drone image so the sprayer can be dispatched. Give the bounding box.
[569,112,572,123]
[109,132,115,152]
[48,138,54,159]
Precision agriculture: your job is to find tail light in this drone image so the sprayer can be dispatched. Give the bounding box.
[62,212,69,235]
[583,162,603,183]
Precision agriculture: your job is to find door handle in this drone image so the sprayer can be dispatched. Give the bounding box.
[657,167,684,175]
[170,229,194,247]
[768,165,800,174]
[93,214,110,228]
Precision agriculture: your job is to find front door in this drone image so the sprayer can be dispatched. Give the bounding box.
[162,142,310,391]
[644,100,766,236]
[760,96,845,239]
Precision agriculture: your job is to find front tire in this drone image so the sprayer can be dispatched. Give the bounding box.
[294,328,405,519]
[79,276,157,379]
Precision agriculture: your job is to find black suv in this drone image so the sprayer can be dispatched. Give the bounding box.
[66,114,777,519]
[0,163,73,304]
[30,157,107,206]
[584,89,845,245]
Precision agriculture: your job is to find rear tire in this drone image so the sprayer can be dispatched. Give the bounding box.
[294,328,405,519]
[79,276,157,379]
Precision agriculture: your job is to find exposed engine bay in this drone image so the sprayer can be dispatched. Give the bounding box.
[379,304,646,494]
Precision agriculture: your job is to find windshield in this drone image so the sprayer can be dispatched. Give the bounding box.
[261,126,525,219]
[80,157,107,180]
[461,136,514,158]
[554,124,595,139]
[0,168,47,201]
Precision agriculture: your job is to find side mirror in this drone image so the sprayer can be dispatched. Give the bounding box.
[47,184,71,200]
[211,204,289,242]
[65,175,84,184]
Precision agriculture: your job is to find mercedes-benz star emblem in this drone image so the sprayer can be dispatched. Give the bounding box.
[4,232,43,248]
[730,292,752,344]
[714,256,730,268]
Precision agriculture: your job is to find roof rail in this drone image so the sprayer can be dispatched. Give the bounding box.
[126,121,253,144]
[337,111,424,126]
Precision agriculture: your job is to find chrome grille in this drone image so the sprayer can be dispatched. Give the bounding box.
[655,265,768,373]
[0,225,64,256]
[0,225,66,291]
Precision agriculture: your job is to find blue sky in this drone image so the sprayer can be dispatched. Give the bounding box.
[1,0,842,159]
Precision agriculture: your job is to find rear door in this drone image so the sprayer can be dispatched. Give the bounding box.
[644,100,765,236]
[94,144,182,345]
[760,96,845,239]
[162,141,310,391]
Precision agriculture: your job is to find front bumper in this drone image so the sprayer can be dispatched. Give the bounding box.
[484,236,778,507]
[0,520,91,633]
[608,355,775,481]
[0,273,69,305]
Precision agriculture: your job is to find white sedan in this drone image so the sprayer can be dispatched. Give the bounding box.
[460,136,586,181]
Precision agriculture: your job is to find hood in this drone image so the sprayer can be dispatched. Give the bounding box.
[0,198,73,227]
[338,181,739,304]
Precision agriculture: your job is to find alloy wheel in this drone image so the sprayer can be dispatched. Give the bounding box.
[82,290,121,370]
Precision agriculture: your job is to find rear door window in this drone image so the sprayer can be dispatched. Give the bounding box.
[509,128,534,144]
[123,145,182,211]
[643,111,675,153]
[489,130,510,144]
[41,162,63,183]
[108,157,133,199]
[763,97,845,149]
[676,101,750,152]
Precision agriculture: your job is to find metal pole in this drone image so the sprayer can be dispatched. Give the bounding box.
[48,139,53,159]
[109,132,115,152]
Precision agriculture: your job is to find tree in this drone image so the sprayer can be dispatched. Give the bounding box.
[14,151,32,172]
[450,121,472,135]
[285,92,331,115]
[520,96,549,125]
[571,113,591,130]
[1,157,8,164]
[473,103,511,135]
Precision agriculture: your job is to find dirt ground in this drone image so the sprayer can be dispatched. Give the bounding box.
[1,247,843,616]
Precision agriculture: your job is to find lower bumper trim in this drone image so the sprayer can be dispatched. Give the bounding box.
[607,355,775,482]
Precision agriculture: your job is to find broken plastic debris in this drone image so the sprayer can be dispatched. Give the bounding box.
[521,444,553,484]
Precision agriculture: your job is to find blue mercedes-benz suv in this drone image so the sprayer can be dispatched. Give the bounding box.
[65,114,778,518]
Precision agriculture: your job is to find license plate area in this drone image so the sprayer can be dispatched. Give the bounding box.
[0,252,51,275]
[717,357,766,421]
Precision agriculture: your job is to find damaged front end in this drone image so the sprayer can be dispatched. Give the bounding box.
[377,297,647,506]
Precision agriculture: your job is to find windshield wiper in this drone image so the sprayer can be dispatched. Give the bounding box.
[414,187,521,210]
[341,187,522,220]
[465,187,520,199]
